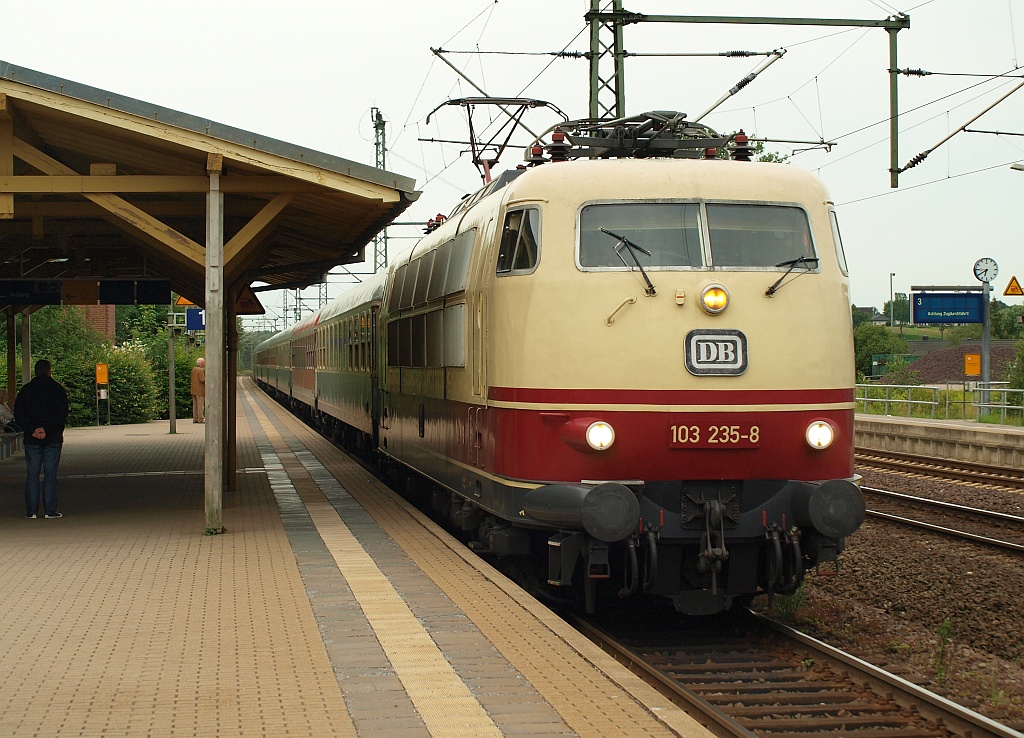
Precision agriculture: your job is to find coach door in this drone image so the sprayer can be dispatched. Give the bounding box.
[370,304,382,448]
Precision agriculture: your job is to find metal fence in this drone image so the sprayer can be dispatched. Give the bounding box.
[855,381,1024,424]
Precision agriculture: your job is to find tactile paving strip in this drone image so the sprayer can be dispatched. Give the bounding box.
[242,382,711,738]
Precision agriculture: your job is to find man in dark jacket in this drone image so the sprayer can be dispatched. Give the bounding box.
[14,359,69,519]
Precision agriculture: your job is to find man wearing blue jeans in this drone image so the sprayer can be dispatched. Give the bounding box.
[14,359,69,519]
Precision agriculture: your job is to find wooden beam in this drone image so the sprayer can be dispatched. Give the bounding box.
[12,137,205,268]
[11,200,266,218]
[1,85,405,202]
[0,95,13,219]
[224,193,293,264]
[0,174,330,194]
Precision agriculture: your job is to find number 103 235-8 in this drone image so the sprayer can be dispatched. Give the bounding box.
[669,423,760,448]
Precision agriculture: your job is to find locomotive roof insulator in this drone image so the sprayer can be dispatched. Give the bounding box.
[703,147,718,159]
[731,129,754,161]
[527,145,547,166]
[423,213,447,234]
[546,128,571,162]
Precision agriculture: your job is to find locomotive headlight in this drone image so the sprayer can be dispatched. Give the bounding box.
[700,285,729,314]
[585,421,616,451]
[805,420,836,450]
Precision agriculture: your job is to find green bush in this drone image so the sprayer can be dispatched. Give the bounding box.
[100,344,158,424]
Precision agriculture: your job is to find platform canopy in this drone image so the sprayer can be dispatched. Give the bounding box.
[0,60,420,306]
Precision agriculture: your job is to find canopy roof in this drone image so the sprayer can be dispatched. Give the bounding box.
[0,60,419,307]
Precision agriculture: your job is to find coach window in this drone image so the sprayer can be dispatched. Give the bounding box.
[706,204,815,268]
[497,208,541,275]
[578,203,703,268]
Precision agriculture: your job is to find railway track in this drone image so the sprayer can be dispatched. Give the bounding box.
[863,486,1024,552]
[573,609,1022,738]
[855,448,1024,489]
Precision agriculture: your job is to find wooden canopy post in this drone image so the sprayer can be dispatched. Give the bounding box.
[204,154,226,534]
[226,291,238,492]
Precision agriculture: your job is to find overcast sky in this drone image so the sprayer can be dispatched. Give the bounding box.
[4,0,1023,326]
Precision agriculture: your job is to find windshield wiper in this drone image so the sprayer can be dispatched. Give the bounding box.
[601,228,657,296]
[765,256,819,297]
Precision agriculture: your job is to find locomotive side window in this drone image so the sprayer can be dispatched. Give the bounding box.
[496,208,541,274]
[829,209,849,276]
[413,251,435,305]
[427,242,452,301]
[387,265,406,311]
[400,259,419,308]
[426,310,444,367]
[706,205,814,267]
[443,304,466,367]
[445,228,476,294]
[578,203,702,268]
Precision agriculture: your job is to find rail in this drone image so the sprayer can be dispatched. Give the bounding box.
[573,610,1023,738]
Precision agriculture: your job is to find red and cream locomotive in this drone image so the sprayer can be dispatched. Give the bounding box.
[255,113,865,614]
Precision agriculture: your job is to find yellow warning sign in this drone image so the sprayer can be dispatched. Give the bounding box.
[235,286,265,315]
[175,295,195,306]
[1004,276,1023,297]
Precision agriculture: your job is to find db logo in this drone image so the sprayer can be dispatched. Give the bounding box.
[684,329,748,376]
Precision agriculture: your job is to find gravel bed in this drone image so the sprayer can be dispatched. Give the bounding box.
[757,468,1024,729]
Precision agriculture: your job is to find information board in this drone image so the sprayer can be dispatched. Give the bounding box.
[912,292,984,324]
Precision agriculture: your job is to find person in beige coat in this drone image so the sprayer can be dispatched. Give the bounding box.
[190,358,206,423]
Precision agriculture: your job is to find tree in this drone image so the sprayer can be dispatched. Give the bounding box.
[990,300,1024,340]
[883,355,921,385]
[852,306,874,330]
[115,304,167,344]
[1008,340,1024,390]
[882,293,910,328]
[946,324,983,346]
[17,306,159,426]
[854,323,909,377]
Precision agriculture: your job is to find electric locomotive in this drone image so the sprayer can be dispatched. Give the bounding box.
[255,114,865,615]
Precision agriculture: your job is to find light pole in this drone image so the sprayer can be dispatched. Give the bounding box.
[889,272,896,327]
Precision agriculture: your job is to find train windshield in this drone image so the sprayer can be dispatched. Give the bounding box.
[579,203,703,268]
[578,202,815,270]
[705,204,814,267]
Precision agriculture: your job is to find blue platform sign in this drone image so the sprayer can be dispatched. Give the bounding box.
[185,308,206,331]
[912,292,984,324]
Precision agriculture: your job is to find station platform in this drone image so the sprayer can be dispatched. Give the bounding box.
[855,413,1024,467]
[0,379,712,738]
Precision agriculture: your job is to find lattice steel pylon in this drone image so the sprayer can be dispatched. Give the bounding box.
[371,108,389,273]
[588,0,627,120]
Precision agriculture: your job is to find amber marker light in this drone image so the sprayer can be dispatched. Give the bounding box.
[585,421,616,451]
[701,284,729,314]
[805,420,836,450]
